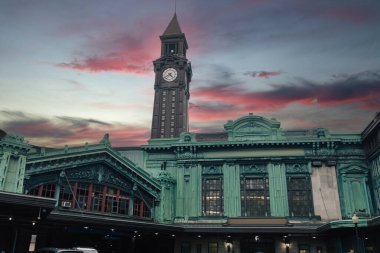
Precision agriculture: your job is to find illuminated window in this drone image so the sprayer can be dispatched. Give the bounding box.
[241,177,270,216]
[202,177,223,216]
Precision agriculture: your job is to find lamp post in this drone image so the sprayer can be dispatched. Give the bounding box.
[352,213,361,253]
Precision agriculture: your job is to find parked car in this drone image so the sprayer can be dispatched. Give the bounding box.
[36,248,83,253]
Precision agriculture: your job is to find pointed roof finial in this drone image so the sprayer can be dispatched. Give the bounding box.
[162,13,183,36]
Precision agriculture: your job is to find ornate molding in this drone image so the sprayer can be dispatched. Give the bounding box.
[202,165,222,175]
[240,164,267,174]
[285,163,309,174]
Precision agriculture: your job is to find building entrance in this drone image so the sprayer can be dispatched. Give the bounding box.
[240,238,275,253]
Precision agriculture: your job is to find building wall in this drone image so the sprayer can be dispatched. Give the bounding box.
[311,164,341,220]
[0,134,30,193]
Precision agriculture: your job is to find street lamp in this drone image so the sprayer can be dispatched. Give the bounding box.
[352,213,361,253]
[284,237,290,253]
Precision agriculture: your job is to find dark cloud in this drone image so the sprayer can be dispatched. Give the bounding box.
[0,111,149,147]
[190,70,380,122]
[244,71,282,79]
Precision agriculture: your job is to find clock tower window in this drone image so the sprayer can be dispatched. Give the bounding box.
[166,43,177,55]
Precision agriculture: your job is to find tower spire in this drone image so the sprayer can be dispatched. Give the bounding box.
[162,13,183,36]
[150,13,192,139]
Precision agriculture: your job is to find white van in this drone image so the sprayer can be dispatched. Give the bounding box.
[72,247,98,253]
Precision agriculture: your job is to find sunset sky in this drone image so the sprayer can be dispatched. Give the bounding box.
[0,0,379,147]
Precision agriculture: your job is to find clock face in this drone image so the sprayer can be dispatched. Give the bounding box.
[162,68,177,82]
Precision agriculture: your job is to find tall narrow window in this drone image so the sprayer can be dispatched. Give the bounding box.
[105,187,118,213]
[202,177,223,216]
[119,190,129,215]
[241,177,270,216]
[287,176,313,217]
[76,183,89,209]
[91,184,103,212]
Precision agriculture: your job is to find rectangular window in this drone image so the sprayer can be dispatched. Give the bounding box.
[241,177,270,216]
[202,177,223,216]
[287,176,313,217]
[208,242,218,253]
[118,191,129,215]
[91,185,103,212]
[105,187,118,213]
[76,183,89,209]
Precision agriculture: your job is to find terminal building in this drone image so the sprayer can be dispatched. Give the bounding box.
[1,14,380,253]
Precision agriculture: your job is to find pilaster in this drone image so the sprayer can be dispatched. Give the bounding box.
[268,162,289,216]
[223,162,240,217]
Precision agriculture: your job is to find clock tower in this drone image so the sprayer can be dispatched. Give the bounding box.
[151,14,192,139]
